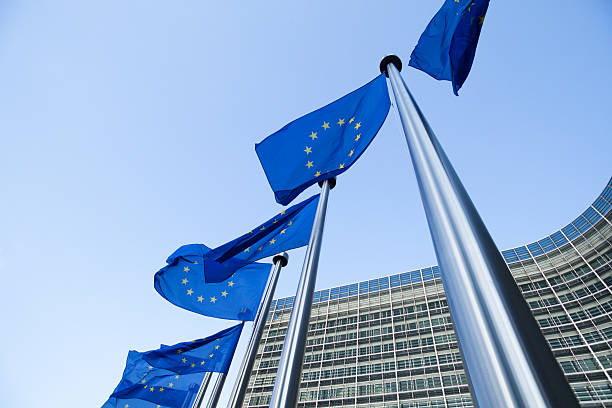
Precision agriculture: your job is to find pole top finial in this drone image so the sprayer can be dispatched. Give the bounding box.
[273,252,289,267]
[380,55,402,77]
[318,177,336,190]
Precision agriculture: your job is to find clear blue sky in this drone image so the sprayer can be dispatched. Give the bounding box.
[1,1,610,407]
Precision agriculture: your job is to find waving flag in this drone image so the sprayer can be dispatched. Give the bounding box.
[256,75,390,205]
[409,0,490,95]
[203,194,318,282]
[102,323,243,408]
[155,244,270,320]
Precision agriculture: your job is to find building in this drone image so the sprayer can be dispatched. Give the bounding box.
[243,178,612,408]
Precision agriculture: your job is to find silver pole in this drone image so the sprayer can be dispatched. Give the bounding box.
[226,252,289,408]
[380,55,578,407]
[205,373,226,408]
[269,178,334,408]
[182,383,202,408]
[192,372,213,408]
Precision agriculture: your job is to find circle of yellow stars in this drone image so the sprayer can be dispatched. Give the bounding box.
[183,264,236,305]
[139,341,224,398]
[181,207,297,307]
[304,115,363,178]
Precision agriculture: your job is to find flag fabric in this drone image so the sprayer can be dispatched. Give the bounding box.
[203,193,319,282]
[155,245,271,320]
[409,0,490,95]
[102,323,243,408]
[256,75,390,205]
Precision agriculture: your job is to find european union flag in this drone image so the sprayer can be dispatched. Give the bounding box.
[155,245,270,320]
[409,0,490,95]
[102,323,243,408]
[256,75,390,205]
[202,194,319,282]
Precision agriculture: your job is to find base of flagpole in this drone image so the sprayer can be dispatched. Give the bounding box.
[380,55,402,77]
[318,177,337,189]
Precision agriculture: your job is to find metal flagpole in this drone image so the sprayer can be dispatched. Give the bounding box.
[191,372,214,408]
[205,373,226,408]
[268,178,335,408]
[380,55,578,407]
[226,252,289,408]
[182,383,202,408]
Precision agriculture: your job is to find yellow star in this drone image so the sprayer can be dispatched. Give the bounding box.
[182,278,188,285]
[349,150,354,157]
[260,225,265,230]
[168,382,174,388]
[177,349,183,354]
[273,219,278,223]
[306,161,313,168]
[479,16,485,24]
[215,345,220,350]
[258,246,263,251]
[210,296,217,303]
[228,281,235,287]
[200,361,205,365]
[187,289,193,295]
[339,163,345,169]
[221,291,228,297]
[175,375,180,379]
[183,266,190,273]
[190,363,195,368]
[125,405,129,408]
[322,122,330,130]
[247,230,253,234]
[349,117,355,123]
[269,239,276,244]
[287,221,293,226]
[150,387,155,392]
[193,261,198,264]
[337,118,345,126]
[197,296,204,302]
[244,247,250,252]
[314,171,321,177]
[280,210,286,215]
[141,379,146,383]
[209,354,214,358]
[159,387,164,392]
[182,358,187,363]
[454,0,459,2]
[144,385,148,389]
[280,229,287,234]
[304,146,312,155]
[148,366,153,370]
[309,131,318,140]
[354,122,361,130]
[355,134,361,141]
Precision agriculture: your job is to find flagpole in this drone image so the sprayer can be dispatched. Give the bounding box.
[192,372,214,408]
[182,383,202,408]
[268,178,335,408]
[380,55,578,407]
[226,252,289,408]
[205,373,226,408]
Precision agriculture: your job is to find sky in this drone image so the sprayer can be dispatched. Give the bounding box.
[0,1,611,407]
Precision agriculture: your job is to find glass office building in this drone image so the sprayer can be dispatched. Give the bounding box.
[243,178,612,408]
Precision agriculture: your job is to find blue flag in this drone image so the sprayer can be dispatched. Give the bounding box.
[102,323,243,408]
[256,75,390,205]
[203,194,319,282]
[155,245,270,320]
[409,0,490,95]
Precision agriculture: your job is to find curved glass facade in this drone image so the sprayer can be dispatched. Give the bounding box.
[244,178,612,408]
